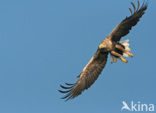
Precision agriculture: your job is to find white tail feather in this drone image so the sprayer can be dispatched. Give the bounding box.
[111,54,120,63]
[120,39,131,52]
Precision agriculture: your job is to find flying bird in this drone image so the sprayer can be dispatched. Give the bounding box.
[58,0,148,101]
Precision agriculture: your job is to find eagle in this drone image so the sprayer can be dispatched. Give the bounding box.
[58,0,148,101]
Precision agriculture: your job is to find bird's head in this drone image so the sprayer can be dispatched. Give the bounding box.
[98,41,108,52]
[99,43,106,49]
[99,40,107,48]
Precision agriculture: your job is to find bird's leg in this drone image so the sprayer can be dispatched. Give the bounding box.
[111,51,128,63]
[115,45,134,57]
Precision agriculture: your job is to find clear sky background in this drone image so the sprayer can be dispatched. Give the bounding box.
[0,0,155,113]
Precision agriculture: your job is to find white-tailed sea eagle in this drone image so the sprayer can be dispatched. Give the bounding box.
[58,0,148,101]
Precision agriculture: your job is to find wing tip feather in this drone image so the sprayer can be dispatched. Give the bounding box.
[58,82,75,101]
[129,0,148,15]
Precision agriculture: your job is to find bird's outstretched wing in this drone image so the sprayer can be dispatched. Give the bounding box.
[58,50,108,101]
[108,0,148,42]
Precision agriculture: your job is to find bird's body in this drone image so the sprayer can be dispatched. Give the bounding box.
[59,0,148,101]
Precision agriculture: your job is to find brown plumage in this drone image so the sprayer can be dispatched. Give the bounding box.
[59,50,108,101]
[58,0,148,101]
[108,1,147,42]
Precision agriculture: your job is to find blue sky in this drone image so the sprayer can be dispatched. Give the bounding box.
[0,0,155,113]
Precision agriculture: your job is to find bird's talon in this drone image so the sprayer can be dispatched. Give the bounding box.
[127,52,134,57]
[120,57,128,63]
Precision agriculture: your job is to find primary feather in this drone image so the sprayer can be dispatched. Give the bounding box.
[58,0,148,101]
[108,0,147,42]
[59,50,108,101]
